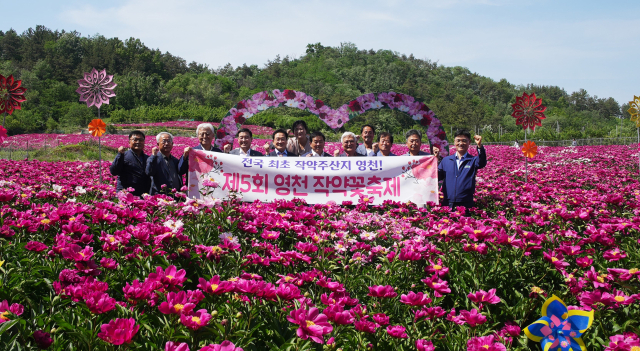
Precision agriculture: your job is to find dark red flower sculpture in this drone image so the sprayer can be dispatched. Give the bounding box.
[0,74,27,115]
[511,92,547,130]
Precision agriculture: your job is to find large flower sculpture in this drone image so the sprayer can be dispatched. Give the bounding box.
[88,119,106,137]
[511,92,547,130]
[216,90,449,153]
[0,126,7,144]
[524,295,593,351]
[522,140,538,159]
[628,95,640,128]
[76,68,117,109]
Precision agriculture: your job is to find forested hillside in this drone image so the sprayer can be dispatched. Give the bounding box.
[1,25,636,141]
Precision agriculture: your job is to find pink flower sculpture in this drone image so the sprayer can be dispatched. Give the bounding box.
[0,74,27,115]
[98,318,139,345]
[76,68,117,108]
[286,307,333,344]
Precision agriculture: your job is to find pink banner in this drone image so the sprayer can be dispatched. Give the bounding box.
[187,150,439,205]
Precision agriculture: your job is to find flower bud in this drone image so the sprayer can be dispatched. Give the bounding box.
[221,319,228,326]
[236,312,242,318]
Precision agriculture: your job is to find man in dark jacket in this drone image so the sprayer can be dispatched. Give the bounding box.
[110,131,151,196]
[266,129,298,157]
[434,129,486,211]
[146,132,188,195]
[302,131,332,157]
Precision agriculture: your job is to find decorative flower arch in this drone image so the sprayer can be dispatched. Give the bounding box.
[215,90,449,152]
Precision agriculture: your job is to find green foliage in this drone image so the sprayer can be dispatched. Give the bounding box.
[0,26,631,140]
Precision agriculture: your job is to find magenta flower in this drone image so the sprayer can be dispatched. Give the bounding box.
[425,258,449,277]
[604,333,640,351]
[159,291,196,315]
[149,265,187,289]
[400,291,432,306]
[421,275,451,297]
[287,307,333,344]
[0,300,24,323]
[467,335,506,351]
[386,325,408,338]
[275,283,302,301]
[372,313,389,326]
[198,276,234,295]
[25,241,48,252]
[576,256,593,268]
[180,309,211,330]
[367,285,397,298]
[33,330,53,349]
[98,318,139,345]
[332,310,355,325]
[166,341,190,351]
[199,341,244,351]
[100,257,119,270]
[85,291,116,314]
[416,339,435,351]
[354,319,379,333]
[467,289,501,309]
[603,248,627,262]
[459,309,487,327]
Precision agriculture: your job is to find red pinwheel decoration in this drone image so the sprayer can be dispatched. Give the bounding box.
[0,74,27,115]
[511,92,547,131]
[76,68,117,109]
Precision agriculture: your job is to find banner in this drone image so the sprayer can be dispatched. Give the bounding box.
[187,150,439,205]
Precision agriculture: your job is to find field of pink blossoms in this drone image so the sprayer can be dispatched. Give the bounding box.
[112,121,275,136]
[0,144,639,351]
[1,134,433,157]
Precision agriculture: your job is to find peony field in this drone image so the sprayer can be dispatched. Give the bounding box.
[0,140,639,351]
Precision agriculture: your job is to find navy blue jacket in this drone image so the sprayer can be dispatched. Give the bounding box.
[437,146,487,203]
[146,153,188,195]
[109,150,151,196]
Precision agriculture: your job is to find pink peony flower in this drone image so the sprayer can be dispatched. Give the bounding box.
[198,276,234,295]
[25,241,48,252]
[0,300,24,323]
[180,309,211,330]
[467,289,501,309]
[367,285,398,298]
[416,339,435,351]
[199,340,244,351]
[467,335,506,351]
[84,291,116,314]
[166,341,190,351]
[158,291,196,315]
[286,307,333,344]
[386,325,408,338]
[98,318,139,345]
[400,291,432,306]
[459,309,487,327]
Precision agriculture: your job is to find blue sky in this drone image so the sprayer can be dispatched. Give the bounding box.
[5,0,639,105]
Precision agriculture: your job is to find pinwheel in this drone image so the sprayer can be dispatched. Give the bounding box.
[0,74,27,128]
[512,92,547,182]
[78,69,117,183]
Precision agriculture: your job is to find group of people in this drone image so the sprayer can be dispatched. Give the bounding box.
[110,121,487,210]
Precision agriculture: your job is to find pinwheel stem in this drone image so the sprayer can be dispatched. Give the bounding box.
[2,112,5,128]
[637,127,639,174]
[98,107,102,183]
[525,131,528,183]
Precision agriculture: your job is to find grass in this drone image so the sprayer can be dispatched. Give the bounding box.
[0,140,118,162]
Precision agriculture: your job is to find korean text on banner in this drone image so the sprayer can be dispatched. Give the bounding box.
[186,150,439,205]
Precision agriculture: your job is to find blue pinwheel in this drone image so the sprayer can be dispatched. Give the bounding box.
[524,295,594,351]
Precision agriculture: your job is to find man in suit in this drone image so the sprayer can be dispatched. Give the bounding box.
[228,128,264,156]
[146,132,187,195]
[267,129,297,157]
[302,131,332,157]
[110,130,151,196]
[179,123,221,170]
[402,129,432,156]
